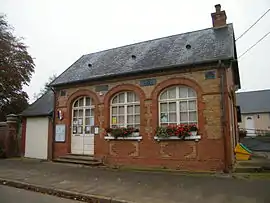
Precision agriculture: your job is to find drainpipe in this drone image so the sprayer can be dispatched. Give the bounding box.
[219,60,230,173]
[50,87,56,160]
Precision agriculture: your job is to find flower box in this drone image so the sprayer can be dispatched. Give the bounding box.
[105,133,142,141]
[155,124,200,141]
[154,135,201,142]
[104,127,141,141]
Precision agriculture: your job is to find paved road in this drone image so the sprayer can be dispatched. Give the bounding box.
[0,185,79,203]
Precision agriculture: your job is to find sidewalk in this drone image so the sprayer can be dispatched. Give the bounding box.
[0,159,270,203]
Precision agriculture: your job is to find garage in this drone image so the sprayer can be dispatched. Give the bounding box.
[21,90,53,160]
[25,117,49,159]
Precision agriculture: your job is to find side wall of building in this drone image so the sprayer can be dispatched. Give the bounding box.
[53,66,230,171]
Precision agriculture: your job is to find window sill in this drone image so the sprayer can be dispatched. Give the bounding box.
[104,136,142,141]
[154,135,201,142]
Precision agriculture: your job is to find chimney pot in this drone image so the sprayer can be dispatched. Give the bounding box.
[215,4,221,12]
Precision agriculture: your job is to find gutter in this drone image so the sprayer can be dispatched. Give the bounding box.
[218,60,230,173]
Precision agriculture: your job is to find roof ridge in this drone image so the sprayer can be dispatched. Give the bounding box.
[84,24,233,57]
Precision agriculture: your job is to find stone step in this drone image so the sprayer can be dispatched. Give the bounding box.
[237,160,270,168]
[54,158,103,166]
[59,154,101,162]
[234,166,264,173]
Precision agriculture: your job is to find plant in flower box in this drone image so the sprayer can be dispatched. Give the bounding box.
[105,127,139,139]
[189,124,198,136]
[156,126,169,138]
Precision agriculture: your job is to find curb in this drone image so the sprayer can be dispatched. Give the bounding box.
[0,178,132,203]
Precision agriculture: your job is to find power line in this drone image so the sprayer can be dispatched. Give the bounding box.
[236,8,270,41]
[238,30,270,59]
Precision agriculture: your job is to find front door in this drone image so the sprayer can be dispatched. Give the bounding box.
[245,116,255,137]
[71,96,95,155]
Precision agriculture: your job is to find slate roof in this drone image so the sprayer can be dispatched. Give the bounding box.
[51,24,237,86]
[236,90,270,114]
[21,90,54,117]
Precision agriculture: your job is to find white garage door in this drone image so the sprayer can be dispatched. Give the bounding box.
[25,117,49,159]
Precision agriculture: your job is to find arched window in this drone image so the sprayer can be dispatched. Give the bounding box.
[72,96,95,135]
[159,86,197,126]
[110,91,140,129]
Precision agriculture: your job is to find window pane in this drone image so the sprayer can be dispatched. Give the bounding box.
[135,124,140,130]
[90,109,94,116]
[160,91,167,100]
[188,101,196,111]
[135,105,140,114]
[160,103,167,112]
[119,93,125,103]
[127,115,133,124]
[119,116,124,123]
[161,113,168,122]
[169,113,177,122]
[85,109,90,116]
[78,109,83,117]
[72,118,78,125]
[74,100,79,107]
[180,101,187,111]
[135,115,140,123]
[73,110,78,117]
[112,107,117,114]
[188,88,196,97]
[111,116,117,125]
[179,87,188,98]
[119,106,125,114]
[85,117,90,125]
[127,106,133,114]
[189,112,197,122]
[169,102,176,112]
[127,92,134,102]
[168,87,176,99]
[112,96,118,104]
[79,98,84,106]
[85,97,91,106]
[180,112,188,122]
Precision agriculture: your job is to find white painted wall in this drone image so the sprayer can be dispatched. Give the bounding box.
[25,117,49,159]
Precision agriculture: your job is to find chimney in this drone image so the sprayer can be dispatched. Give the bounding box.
[211,4,227,28]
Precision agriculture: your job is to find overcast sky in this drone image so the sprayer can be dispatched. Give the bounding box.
[1,0,270,102]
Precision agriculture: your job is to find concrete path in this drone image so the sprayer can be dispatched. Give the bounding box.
[0,185,79,203]
[0,159,270,203]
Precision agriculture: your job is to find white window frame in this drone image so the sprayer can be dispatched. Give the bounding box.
[158,86,198,126]
[110,91,140,129]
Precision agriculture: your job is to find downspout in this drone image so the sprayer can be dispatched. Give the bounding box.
[219,60,229,173]
[50,87,56,160]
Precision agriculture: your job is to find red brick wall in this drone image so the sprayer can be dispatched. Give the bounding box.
[53,65,234,172]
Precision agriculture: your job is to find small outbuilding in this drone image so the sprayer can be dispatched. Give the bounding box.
[21,90,54,159]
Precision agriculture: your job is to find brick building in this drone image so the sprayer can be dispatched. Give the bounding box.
[22,4,240,172]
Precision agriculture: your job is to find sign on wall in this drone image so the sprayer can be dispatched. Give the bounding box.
[205,71,216,80]
[55,124,66,142]
[140,79,157,86]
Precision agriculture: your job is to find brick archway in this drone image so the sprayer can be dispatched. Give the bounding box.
[151,77,205,134]
[103,84,146,131]
[66,89,100,153]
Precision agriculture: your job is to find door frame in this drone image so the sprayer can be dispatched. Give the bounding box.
[71,99,95,155]
[66,89,100,155]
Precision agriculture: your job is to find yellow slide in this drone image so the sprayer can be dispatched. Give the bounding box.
[234,143,252,161]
